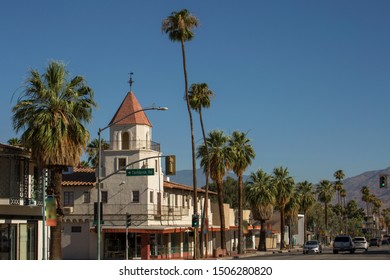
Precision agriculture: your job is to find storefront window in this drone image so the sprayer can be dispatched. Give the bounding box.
[0,224,17,260]
[19,223,37,260]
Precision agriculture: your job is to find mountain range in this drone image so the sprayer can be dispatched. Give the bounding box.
[167,167,390,209]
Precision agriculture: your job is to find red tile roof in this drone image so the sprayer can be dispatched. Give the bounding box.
[62,167,96,187]
[109,91,152,127]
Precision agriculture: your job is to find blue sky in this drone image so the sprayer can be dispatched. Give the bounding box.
[1,0,389,184]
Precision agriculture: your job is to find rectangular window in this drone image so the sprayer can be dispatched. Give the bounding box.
[101,191,108,203]
[83,191,90,203]
[175,194,179,208]
[150,191,154,203]
[132,191,140,203]
[71,226,82,233]
[117,158,127,171]
[63,191,74,206]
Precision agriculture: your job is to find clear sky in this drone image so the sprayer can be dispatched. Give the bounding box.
[1,0,389,184]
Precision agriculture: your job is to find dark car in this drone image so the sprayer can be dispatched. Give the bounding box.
[369,238,381,247]
[333,235,355,254]
[381,239,389,245]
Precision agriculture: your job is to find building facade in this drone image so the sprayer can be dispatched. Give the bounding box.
[61,91,257,260]
[0,143,46,260]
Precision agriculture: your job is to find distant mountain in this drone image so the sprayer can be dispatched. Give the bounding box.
[343,167,390,209]
[168,168,390,209]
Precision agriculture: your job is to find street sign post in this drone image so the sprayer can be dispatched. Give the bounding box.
[126,168,155,176]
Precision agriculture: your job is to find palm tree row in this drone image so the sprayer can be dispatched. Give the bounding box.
[197,130,255,254]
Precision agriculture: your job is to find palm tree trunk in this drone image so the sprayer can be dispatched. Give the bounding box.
[217,180,226,250]
[238,174,244,254]
[303,210,307,243]
[49,166,63,260]
[180,38,199,259]
[324,202,328,244]
[258,219,267,251]
[199,109,210,258]
[280,208,285,250]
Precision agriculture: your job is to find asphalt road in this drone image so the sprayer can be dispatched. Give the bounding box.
[241,245,390,260]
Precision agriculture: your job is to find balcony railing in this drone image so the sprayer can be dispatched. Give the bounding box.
[62,203,189,222]
[103,140,160,152]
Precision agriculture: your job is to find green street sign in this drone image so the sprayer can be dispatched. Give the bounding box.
[126,168,155,176]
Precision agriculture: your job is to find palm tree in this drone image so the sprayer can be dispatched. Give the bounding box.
[296,181,315,242]
[12,60,96,259]
[229,131,255,254]
[7,137,21,146]
[87,138,109,168]
[189,82,214,257]
[246,169,275,251]
[197,130,231,252]
[317,179,335,244]
[285,188,301,248]
[361,186,371,217]
[162,9,200,258]
[272,166,294,250]
[333,170,345,206]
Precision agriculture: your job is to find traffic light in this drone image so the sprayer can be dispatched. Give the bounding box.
[192,214,199,228]
[126,213,132,227]
[379,175,387,188]
[165,155,176,175]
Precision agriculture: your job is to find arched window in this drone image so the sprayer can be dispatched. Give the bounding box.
[122,132,129,150]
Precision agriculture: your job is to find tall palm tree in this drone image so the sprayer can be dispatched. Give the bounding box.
[272,166,294,250]
[189,82,214,257]
[296,181,315,243]
[229,131,255,254]
[197,130,231,252]
[317,179,335,244]
[87,138,109,168]
[246,170,275,251]
[12,61,96,259]
[333,170,345,205]
[162,9,200,258]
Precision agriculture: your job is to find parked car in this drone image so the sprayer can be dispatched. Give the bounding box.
[352,237,368,251]
[369,238,381,247]
[303,240,322,254]
[333,235,355,254]
[381,239,389,245]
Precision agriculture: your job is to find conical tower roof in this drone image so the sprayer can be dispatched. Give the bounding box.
[109,92,152,127]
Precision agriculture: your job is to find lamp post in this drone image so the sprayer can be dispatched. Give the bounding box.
[96,106,168,260]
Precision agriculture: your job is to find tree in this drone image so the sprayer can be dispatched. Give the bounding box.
[7,137,21,146]
[162,9,200,258]
[189,83,214,257]
[197,130,231,252]
[285,188,301,248]
[229,131,255,254]
[296,181,315,242]
[333,170,345,205]
[360,186,371,217]
[87,138,109,168]
[12,61,96,259]
[316,179,335,244]
[272,166,294,250]
[246,169,275,251]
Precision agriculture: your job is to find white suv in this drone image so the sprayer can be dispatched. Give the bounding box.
[352,237,368,251]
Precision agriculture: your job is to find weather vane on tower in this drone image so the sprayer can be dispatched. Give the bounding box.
[129,72,134,92]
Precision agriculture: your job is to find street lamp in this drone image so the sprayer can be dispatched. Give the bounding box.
[96,106,168,260]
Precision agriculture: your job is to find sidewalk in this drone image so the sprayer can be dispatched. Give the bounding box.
[216,247,303,260]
